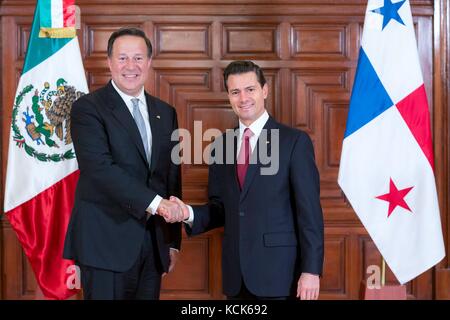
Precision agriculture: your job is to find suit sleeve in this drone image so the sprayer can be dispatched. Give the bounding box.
[290,132,324,276]
[167,107,182,250]
[186,143,226,236]
[71,97,157,221]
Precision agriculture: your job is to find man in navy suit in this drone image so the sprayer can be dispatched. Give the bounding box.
[161,61,324,300]
[63,27,182,299]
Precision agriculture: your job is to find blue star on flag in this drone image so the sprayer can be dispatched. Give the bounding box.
[371,0,407,30]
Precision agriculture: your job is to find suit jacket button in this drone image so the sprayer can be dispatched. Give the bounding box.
[239,211,244,216]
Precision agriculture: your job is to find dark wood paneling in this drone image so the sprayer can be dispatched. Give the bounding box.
[162,236,210,293]
[222,23,280,60]
[290,69,348,133]
[433,0,449,300]
[291,24,349,60]
[0,0,447,300]
[155,23,212,59]
[321,234,348,297]
[86,70,111,92]
[154,68,212,105]
[2,220,35,300]
[86,25,121,57]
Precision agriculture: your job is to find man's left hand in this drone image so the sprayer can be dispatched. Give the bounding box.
[162,249,179,277]
[297,272,320,300]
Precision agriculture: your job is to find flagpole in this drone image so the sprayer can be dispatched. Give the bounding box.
[381,257,386,287]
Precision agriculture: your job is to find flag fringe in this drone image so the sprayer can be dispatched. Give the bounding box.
[39,27,76,39]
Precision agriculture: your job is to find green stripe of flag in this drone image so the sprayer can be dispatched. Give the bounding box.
[39,0,52,28]
[23,2,71,74]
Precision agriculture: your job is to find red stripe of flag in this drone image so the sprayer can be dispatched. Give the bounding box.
[5,170,80,300]
[63,0,75,27]
[396,84,434,171]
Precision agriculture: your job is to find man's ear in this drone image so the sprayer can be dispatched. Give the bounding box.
[107,57,112,72]
[262,83,269,99]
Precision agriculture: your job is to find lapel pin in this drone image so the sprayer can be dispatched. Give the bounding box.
[156,115,161,119]
[266,141,270,144]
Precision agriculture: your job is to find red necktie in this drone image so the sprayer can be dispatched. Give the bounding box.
[237,128,254,189]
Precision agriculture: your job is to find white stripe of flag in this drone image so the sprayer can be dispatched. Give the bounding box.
[51,0,64,28]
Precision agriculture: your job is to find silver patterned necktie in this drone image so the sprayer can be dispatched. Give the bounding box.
[131,98,150,163]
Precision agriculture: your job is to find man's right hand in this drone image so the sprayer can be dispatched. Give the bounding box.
[157,199,183,223]
[157,197,189,223]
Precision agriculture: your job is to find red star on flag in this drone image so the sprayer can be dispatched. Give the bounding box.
[376,178,414,218]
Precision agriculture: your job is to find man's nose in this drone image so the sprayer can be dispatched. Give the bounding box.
[239,91,249,102]
[125,59,137,68]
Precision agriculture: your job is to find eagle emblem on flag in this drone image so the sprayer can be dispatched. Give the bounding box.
[11,78,85,162]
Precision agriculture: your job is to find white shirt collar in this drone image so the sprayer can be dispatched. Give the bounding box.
[238,110,269,139]
[111,80,146,107]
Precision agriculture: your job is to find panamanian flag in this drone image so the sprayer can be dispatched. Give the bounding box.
[4,0,87,299]
[338,0,445,284]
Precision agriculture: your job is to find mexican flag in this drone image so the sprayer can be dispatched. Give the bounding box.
[4,0,88,299]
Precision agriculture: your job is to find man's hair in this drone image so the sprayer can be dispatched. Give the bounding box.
[107,27,153,58]
[223,60,266,91]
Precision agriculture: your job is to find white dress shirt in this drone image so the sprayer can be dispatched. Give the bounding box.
[236,110,269,155]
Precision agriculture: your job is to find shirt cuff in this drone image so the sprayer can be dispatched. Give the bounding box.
[183,205,194,228]
[147,195,163,216]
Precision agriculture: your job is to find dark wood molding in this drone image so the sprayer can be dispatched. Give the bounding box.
[0,1,434,17]
[434,0,450,300]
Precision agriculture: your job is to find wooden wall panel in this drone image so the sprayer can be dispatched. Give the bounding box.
[87,70,112,92]
[290,69,348,132]
[2,220,36,300]
[1,0,448,300]
[321,234,348,298]
[222,23,280,60]
[291,24,349,59]
[154,69,212,106]
[162,235,210,297]
[154,24,212,59]
[85,25,120,57]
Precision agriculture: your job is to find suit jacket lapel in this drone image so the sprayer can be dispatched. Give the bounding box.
[240,117,276,202]
[147,94,162,174]
[108,82,149,165]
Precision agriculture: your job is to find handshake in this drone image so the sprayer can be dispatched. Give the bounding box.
[156,196,190,223]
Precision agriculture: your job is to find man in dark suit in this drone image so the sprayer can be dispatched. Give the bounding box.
[160,61,324,300]
[63,27,182,299]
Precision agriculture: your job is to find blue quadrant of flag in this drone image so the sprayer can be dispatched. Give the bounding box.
[344,49,394,138]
